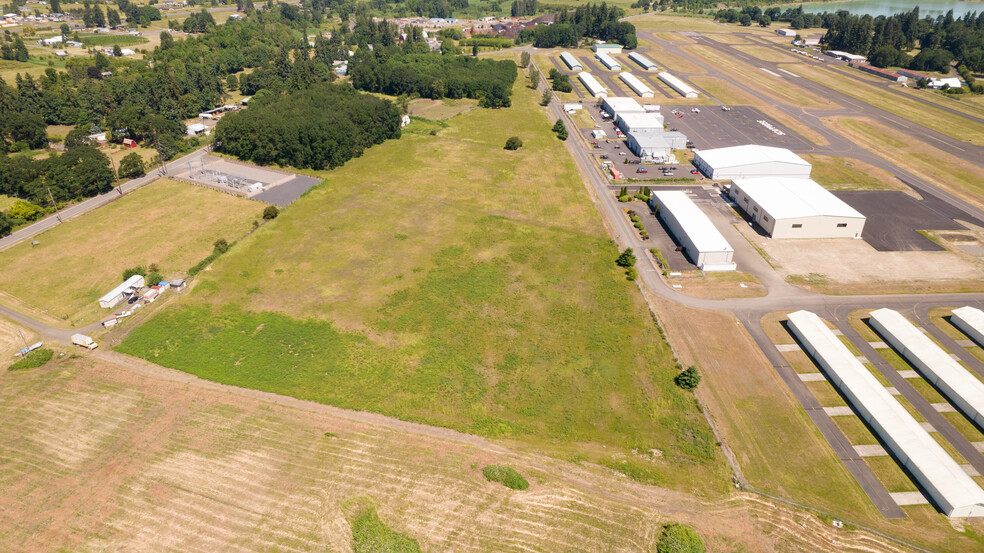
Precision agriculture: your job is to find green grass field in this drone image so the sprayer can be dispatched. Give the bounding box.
[116,76,727,490]
[803,155,905,191]
[79,34,149,47]
[0,179,262,326]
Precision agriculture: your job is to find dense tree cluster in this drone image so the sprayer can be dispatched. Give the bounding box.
[350,47,517,107]
[214,83,402,170]
[511,0,537,17]
[0,146,114,206]
[520,3,637,49]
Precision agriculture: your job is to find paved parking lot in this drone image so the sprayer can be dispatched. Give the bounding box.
[834,191,984,252]
[664,105,813,151]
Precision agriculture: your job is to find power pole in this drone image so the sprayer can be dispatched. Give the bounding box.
[109,153,123,195]
[152,131,168,176]
[46,185,62,223]
[17,330,30,351]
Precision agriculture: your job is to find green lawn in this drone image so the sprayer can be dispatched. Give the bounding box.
[79,34,150,47]
[117,77,726,489]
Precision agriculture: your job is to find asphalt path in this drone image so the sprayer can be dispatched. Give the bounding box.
[0,146,211,252]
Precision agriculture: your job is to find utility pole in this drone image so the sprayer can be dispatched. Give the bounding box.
[152,131,168,176]
[109,153,123,195]
[16,330,30,351]
[46,185,62,223]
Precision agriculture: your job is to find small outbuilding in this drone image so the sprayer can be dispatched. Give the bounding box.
[729,177,866,239]
[693,145,812,179]
[186,123,206,136]
[592,42,622,54]
[99,274,145,308]
[650,190,736,271]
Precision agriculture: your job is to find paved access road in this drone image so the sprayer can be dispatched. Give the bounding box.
[0,146,211,252]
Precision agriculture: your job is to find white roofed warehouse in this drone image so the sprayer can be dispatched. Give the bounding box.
[729,177,865,239]
[618,72,654,97]
[628,51,658,71]
[578,72,608,98]
[616,112,665,136]
[595,52,622,71]
[694,145,812,179]
[650,191,735,271]
[627,134,672,162]
[559,51,582,71]
[601,97,645,118]
[786,310,984,518]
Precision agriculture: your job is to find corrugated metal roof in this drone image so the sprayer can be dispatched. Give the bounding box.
[652,191,733,253]
[617,112,664,130]
[99,274,144,304]
[698,145,810,170]
[559,51,581,69]
[602,97,645,115]
[787,310,984,518]
[628,51,657,69]
[870,308,984,429]
[618,72,653,95]
[731,177,864,220]
[577,72,607,96]
[595,52,621,70]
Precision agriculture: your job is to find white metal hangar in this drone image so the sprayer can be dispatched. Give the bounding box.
[627,134,672,162]
[577,72,608,98]
[618,72,654,97]
[694,145,812,179]
[786,310,984,518]
[628,51,658,71]
[650,191,735,271]
[729,177,865,239]
[657,71,698,98]
[601,96,645,118]
[595,52,622,71]
[951,306,984,347]
[616,112,665,136]
[869,308,984,431]
[559,51,582,71]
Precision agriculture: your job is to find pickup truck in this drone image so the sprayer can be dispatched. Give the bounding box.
[71,334,98,350]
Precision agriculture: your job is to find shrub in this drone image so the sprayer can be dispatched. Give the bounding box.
[213,238,230,253]
[504,136,523,150]
[634,221,644,230]
[8,348,54,371]
[482,465,529,490]
[618,195,631,202]
[657,523,705,553]
[262,205,279,220]
[625,267,638,280]
[122,265,145,280]
[615,247,636,267]
[674,366,701,390]
[629,215,641,223]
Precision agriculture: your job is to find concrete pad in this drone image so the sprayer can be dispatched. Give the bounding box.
[955,339,975,347]
[972,442,984,453]
[831,328,844,336]
[823,406,855,416]
[962,465,981,477]
[885,387,901,395]
[950,353,963,362]
[868,341,889,349]
[775,344,802,352]
[856,355,869,363]
[890,492,929,506]
[897,370,920,378]
[853,444,887,457]
[919,422,935,432]
[932,403,957,413]
[798,373,827,382]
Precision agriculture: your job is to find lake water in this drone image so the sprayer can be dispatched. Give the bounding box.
[798,0,984,18]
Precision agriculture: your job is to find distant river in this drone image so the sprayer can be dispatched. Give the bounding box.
[797,0,984,18]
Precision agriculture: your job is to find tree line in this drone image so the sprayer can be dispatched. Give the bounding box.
[214,83,402,170]
[519,3,637,48]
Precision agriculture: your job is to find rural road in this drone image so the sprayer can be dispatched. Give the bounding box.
[0,146,211,252]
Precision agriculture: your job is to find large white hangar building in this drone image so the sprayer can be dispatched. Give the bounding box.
[650,191,735,271]
[730,177,866,239]
[694,145,812,179]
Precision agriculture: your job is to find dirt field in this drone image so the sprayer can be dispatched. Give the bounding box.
[736,223,983,286]
[0,179,262,326]
[0,352,922,553]
[0,317,39,359]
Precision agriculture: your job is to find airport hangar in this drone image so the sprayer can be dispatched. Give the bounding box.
[730,177,867,239]
[650,190,736,271]
[693,144,812,179]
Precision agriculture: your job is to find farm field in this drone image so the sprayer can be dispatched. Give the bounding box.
[0,353,915,553]
[0,179,262,326]
[116,76,731,491]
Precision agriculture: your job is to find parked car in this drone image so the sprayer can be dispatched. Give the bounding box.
[619,152,627,156]
[636,167,648,173]
[690,169,700,175]
[663,172,674,176]
[128,296,141,304]
[691,108,700,113]
[600,155,609,159]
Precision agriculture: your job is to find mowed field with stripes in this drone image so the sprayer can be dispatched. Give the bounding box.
[0,354,916,552]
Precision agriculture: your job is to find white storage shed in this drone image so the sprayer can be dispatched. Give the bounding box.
[694,145,812,179]
[628,51,657,71]
[593,43,622,54]
[618,72,654,97]
[729,177,865,239]
[595,52,622,71]
[657,72,698,98]
[951,306,984,347]
[787,309,984,518]
[650,191,735,271]
[869,308,984,431]
[616,112,665,136]
[99,274,145,308]
[559,51,582,71]
[577,72,608,98]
